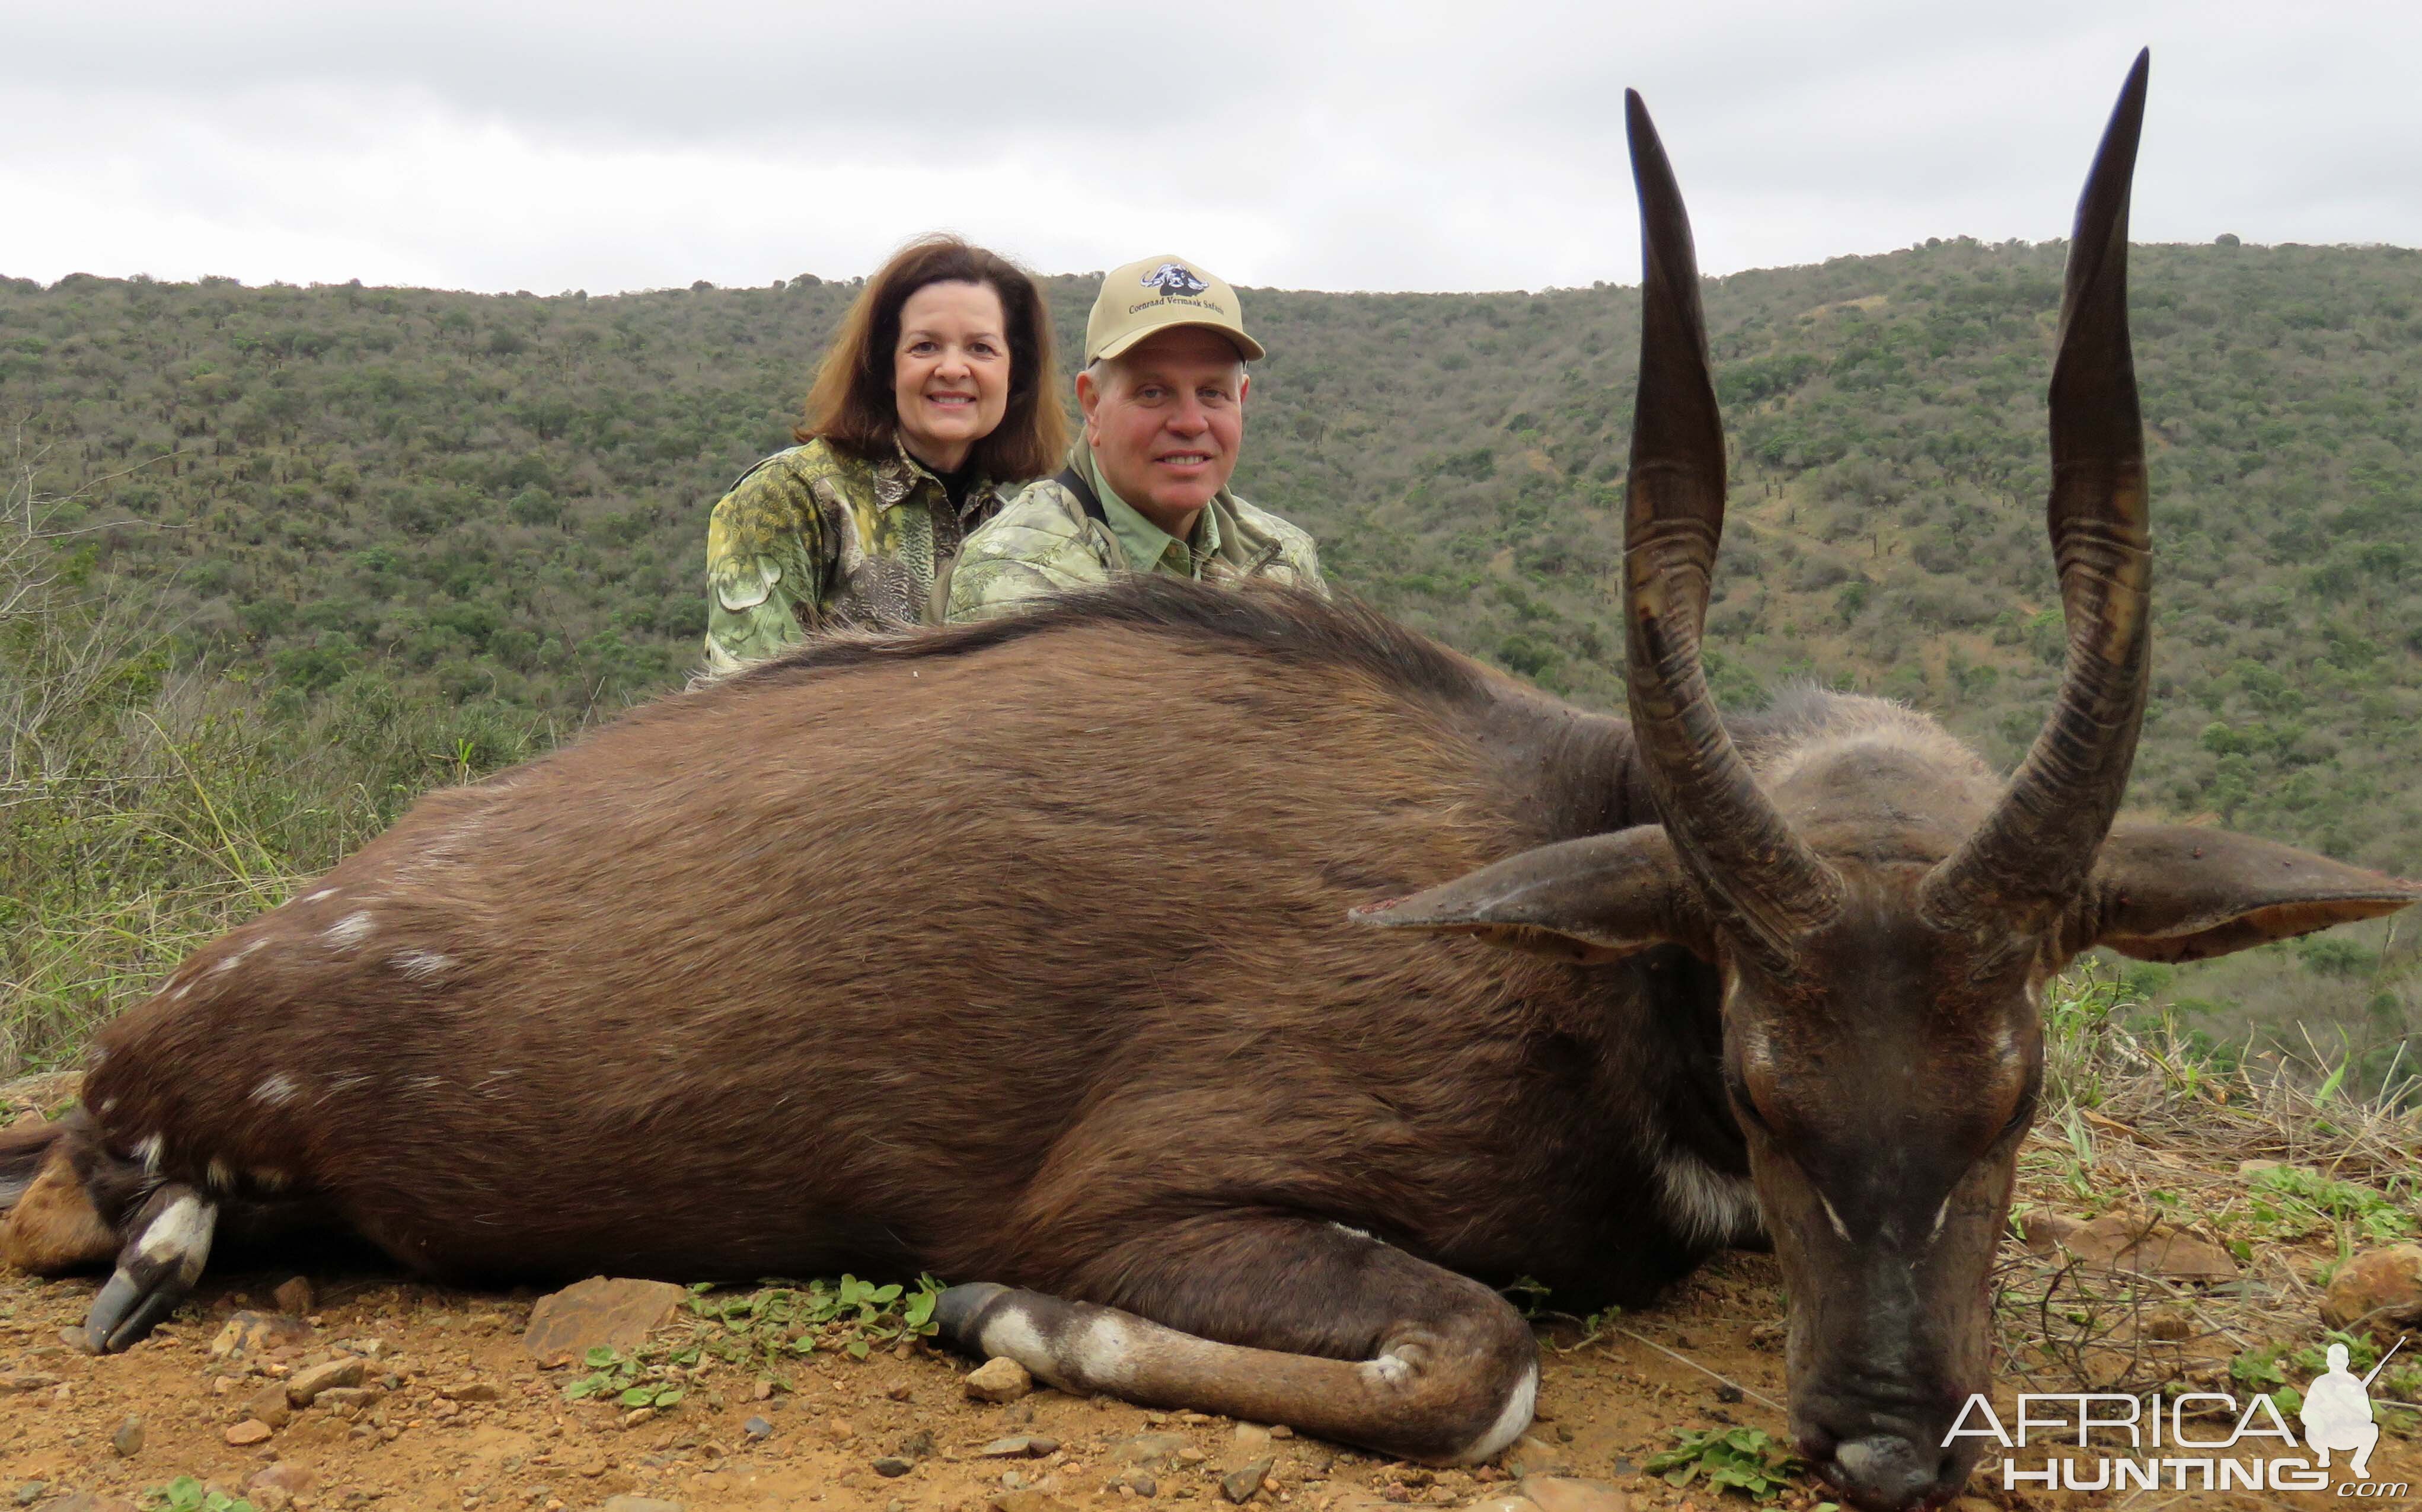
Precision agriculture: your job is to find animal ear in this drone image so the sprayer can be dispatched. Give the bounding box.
[1348,827,1708,964]
[2086,824,2422,963]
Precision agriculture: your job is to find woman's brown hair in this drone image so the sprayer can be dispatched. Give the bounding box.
[797,235,1069,481]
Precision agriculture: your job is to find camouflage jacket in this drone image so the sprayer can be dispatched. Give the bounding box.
[702,437,1014,673]
[943,444,1326,623]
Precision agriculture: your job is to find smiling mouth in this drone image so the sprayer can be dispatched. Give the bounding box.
[1158,452,1214,466]
[927,393,978,408]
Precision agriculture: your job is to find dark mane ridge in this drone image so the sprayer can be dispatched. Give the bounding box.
[728,575,1491,706]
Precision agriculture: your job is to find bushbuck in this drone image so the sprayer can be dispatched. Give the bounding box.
[3,51,2414,1512]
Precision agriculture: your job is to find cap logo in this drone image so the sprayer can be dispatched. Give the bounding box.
[1140,263,1210,298]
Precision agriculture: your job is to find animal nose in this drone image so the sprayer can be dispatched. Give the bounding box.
[1802,1430,1968,1512]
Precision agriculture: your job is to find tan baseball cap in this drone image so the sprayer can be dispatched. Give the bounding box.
[1085,254,1266,365]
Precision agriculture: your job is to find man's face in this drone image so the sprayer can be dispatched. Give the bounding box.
[1078,327,1249,533]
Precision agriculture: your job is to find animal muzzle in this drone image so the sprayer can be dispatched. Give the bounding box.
[1794,1396,1981,1512]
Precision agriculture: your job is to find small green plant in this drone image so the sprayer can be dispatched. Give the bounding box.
[143,1478,256,1512]
[561,1345,688,1409]
[2244,1165,2416,1246]
[1642,1425,1818,1503]
[686,1273,944,1369]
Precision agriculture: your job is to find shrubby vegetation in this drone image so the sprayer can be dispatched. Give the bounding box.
[2,238,2417,1078]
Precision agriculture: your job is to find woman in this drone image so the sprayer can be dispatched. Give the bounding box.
[701,235,1067,672]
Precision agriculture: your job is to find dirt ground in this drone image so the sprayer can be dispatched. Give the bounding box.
[4,1072,2417,1512]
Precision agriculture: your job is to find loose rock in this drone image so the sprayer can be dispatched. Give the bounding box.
[225,1419,275,1446]
[285,1356,367,1406]
[742,1417,774,1442]
[981,1436,1059,1458]
[1220,1458,1273,1504]
[2019,1210,2083,1255]
[246,1465,318,1498]
[208,1312,314,1360]
[965,1357,1034,1403]
[1502,1435,1572,1478]
[31,1495,139,1512]
[272,1277,314,1315]
[2322,1245,2422,1340]
[598,1499,684,1512]
[520,1276,687,1367]
[990,1492,1074,1512]
[0,1373,60,1393]
[439,1379,500,1402]
[1109,1433,1191,1468]
[245,1386,293,1431]
[314,1386,381,1411]
[2057,1214,2237,1282]
[872,1457,914,1478]
[1518,1475,1632,1512]
[111,1415,145,1457]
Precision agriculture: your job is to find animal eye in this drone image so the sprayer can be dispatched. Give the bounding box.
[1997,1085,2041,1143]
[1725,1069,1776,1135]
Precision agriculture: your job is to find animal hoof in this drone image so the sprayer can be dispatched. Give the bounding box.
[933,1281,1013,1355]
[84,1185,217,1353]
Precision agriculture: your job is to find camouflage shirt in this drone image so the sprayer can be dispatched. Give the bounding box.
[702,437,1014,673]
[943,444,1326,623]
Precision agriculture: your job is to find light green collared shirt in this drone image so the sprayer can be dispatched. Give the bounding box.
[942,442,1326,623]
[1093,455,1225,578]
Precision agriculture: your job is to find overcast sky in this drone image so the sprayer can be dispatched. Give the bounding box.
[5,1,2417,296]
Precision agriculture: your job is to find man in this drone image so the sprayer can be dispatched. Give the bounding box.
[943,254,1325,622]
[2301,1341,2381,1481]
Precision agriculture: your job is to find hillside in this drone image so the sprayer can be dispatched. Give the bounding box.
[3,241,2420,1076]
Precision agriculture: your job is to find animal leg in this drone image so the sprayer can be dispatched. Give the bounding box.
[81,1182,218,1353]
[0,1121,117,1275]
[937,1214,1536,1465]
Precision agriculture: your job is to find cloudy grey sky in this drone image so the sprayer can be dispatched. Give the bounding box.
[5,1,2417,295]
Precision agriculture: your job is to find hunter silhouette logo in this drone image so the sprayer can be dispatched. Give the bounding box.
[2304,1338,2397,1481]
[1140,262,1210,298]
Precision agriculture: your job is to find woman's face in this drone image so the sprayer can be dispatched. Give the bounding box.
[892,279,1011,473]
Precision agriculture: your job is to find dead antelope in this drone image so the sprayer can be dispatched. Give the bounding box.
[3,52,2414,1512]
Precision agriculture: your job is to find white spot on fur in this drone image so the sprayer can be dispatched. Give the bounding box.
[251,1073,300,1108]
[1459,1360,1540,1464]
[1819,1192,1854,1243]
[97,1097,118,1115]
[1067,1315,1138,1389]
[1929,1194,1952,1244]
[136,1194,216,1281]
[1655,1146,1763,1247]
[168,983,190,1003]
[206,1158,234,1191]
[977,1306,1050,1373]
[323,912,375,948]
[302,888,339,904]
[211,939,265,974]
[1358,1351,1414,1389]
[132,1134,164,1174]
[1329,1222,1377,1244]
[325,1072,372,1095]
[391,950,453,982]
